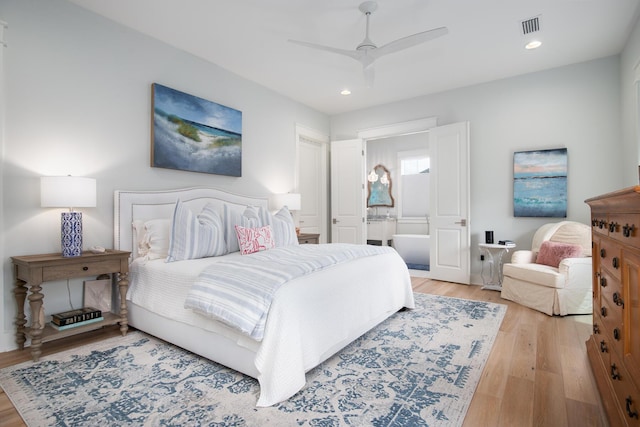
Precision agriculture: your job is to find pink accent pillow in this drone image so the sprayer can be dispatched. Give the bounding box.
[235,225,276,255]
[536,240,583,267]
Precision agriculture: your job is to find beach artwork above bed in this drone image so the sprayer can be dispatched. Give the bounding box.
[151,83,242,177]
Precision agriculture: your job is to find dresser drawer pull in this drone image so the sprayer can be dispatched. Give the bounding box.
[599,220,607,229]
[600,340,608,353]
[600,276,607,287]
[610,222,618,233]
[613,292,625,308]
[623,224,636,238]
[594,323,600,334]
[627,396,639,419]
[82,266,89,271]
[614,328,621,340]
[611,363,621,380]
[601,307,607,317]
[601,248,606,258]
[612,257,620,269]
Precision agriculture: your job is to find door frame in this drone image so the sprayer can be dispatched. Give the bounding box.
[358,117,438,141]
[357,117,470,285]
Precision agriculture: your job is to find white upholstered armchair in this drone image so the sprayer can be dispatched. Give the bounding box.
[500,221,592,316]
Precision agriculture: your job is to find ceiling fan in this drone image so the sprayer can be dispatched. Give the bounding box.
[289,1,448,87]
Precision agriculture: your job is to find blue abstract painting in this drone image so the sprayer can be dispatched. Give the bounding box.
[513,148,567,217]
[151,83,242,177]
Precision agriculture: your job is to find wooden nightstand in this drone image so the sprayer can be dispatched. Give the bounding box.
[297,233,320,244]
[11,250,131,361]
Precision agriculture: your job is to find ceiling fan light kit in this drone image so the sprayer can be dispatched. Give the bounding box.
[288,1,448,88]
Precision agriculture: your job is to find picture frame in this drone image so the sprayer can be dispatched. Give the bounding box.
[83,279,112,313]
[151,83,242,177]
[513,148,567,217]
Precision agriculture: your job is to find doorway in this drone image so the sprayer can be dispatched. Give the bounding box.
[295,124,328,243]
[331,118,470,284]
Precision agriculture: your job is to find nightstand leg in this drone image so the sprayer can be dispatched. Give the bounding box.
[13,278,27,350]
[27,282,44,361]
[117,272,129,336]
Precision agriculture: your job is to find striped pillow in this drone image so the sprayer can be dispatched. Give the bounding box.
[224,205,262,253]
[271,206,299,247]
[166,200,226,262]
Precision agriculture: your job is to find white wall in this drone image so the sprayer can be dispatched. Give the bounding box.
[621,13,640,185]
[332,57,625,284]
[0,0,329,351]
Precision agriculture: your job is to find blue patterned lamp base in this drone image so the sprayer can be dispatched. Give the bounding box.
[61,212,83,257]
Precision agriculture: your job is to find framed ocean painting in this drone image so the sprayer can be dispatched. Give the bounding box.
[151,83,242,177]
[513,148,567,217]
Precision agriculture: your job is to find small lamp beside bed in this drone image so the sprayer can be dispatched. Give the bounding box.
[269,193,301,235]
[40,176,96,257]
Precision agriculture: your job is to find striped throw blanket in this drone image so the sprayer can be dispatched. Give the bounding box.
[184,243,395,341]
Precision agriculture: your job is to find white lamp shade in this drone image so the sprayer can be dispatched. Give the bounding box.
[270,193,301,211]
[41,176,97,208]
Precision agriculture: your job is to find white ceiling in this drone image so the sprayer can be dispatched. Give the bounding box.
[68,0,640,115]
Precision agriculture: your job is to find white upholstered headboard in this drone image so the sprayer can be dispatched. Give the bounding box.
[114,187,269,259]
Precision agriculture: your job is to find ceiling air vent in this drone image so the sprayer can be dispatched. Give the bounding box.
[520,16,541,35]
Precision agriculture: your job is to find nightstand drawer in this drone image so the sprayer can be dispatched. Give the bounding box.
[298,233,319,244]
[42,259,122,281]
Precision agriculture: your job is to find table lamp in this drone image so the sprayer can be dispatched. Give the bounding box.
[41,176,96,257]
[270,193,301,212]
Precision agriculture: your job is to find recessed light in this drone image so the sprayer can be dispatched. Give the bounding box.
[340,89,351,96]
[525,40,542,50]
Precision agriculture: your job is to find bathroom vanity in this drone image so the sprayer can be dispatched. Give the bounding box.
[367,218,397,246]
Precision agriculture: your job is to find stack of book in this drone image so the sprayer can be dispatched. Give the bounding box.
[50,307,103,331]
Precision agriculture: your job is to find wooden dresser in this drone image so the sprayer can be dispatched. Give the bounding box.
[586,187,640,425]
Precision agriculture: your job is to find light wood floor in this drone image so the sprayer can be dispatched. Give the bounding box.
[0,278,607,426]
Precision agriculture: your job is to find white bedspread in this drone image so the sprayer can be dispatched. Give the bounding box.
[185,244,397,341]
[127,247,414,406]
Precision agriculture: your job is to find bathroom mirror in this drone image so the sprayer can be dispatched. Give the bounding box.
[367,164,394,207]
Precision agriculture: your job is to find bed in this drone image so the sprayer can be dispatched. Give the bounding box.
[114,187,414,406]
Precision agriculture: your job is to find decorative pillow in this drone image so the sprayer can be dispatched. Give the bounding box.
[243,205,272,227]
[224,204,261,253]
[132,220,148,257]
[140,218,171,260]
[535,240,583,268]
[235,225,276,255]
[271,206,299,247]
[166,200,226,262]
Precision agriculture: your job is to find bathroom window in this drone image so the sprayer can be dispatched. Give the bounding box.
[398,150,429,219]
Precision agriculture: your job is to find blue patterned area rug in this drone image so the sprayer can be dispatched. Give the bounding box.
[0,293,506,426]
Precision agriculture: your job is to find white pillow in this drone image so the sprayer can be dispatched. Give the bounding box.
[140,219,171,260]
[132,220,148,257]
[166,200,226,262]
[271,206,299,247]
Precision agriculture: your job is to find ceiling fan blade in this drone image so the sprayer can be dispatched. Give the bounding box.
[371,26,448,59]
[288,39,362,62]
[363,65,375,88]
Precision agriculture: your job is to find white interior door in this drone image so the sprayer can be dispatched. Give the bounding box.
[330,139,365,244]
[296,135,327,242]
[429,122,470,284]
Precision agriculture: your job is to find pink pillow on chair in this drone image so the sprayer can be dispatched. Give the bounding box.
[536,240,583,267]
